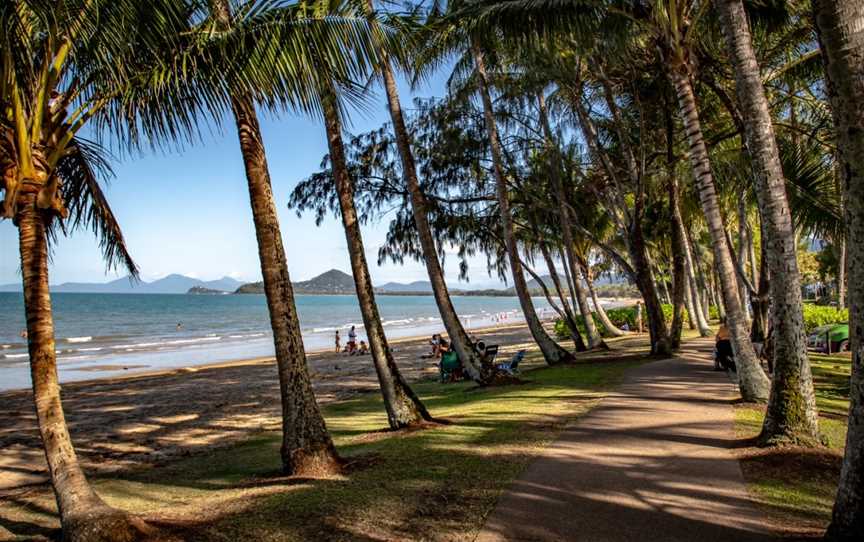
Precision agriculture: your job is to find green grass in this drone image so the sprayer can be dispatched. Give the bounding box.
[735,352,850,534]
[1,348,642,541]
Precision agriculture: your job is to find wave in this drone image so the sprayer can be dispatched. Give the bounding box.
[66,336,92,343]
[3,353,28,359]
[77,347,104,352]
[1,344,10,349]
[165,336,221,345]
[381,319,412,327]
[311,327,338,333]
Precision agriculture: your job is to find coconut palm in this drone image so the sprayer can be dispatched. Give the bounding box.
[813,0,864,538]
[0,1,219,538]
[296,18,433,427]
[362,0,488,381]
[715,0,819,444]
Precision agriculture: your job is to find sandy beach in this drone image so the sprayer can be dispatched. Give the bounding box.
[0,322,545,492]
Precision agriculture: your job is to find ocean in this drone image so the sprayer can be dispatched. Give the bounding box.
[0,292,558,391]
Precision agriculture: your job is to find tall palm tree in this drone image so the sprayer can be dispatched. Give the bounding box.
[715,0,819,444]
[0,1,211,538]
[318,73,432,428]
[207,0,397,474]
[813,0,864,538]
[363,0,486,381]
[537,92,606,348]
[471,38,575,364]
[655,0,770,402]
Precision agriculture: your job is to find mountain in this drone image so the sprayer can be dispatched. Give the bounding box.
[0,274,243,294]
[235,269,357,295]
[376,280,434,293]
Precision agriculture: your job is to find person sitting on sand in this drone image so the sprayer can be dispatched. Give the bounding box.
[425,334,441,359]
[335,330,341,353]
[357,340,369,355]
[438,337,450,355]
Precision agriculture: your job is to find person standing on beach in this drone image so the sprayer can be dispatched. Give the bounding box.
[348,325,357,354]
[335,330,341,353]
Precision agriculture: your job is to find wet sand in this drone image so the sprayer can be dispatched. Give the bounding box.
[0,323,543,491]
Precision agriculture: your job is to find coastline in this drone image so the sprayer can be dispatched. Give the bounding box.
[0,321,556,490]
[1,322,530,395]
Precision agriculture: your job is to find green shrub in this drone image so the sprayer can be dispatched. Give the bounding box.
[554,303,688,339]
[802,305,848,333]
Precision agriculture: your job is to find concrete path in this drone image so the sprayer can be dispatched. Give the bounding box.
[476,339,775,542]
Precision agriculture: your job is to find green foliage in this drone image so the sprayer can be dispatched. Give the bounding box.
[555,304,688,339]
[802,304,848,333]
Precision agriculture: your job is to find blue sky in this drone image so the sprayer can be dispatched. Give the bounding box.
[0,70,506,289]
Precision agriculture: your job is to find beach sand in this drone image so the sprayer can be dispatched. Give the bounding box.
[0,322,545,491]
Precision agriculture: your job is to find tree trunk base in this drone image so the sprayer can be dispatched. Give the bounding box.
[63,506,157,542]
[756,427,825,448]
[284,446,342,477]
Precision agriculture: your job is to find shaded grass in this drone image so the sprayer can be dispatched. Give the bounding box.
[735,352,849,536]
[0,346,642,541]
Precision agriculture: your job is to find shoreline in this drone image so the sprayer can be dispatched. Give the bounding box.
[0,321,555,490]
[0,322,532,396]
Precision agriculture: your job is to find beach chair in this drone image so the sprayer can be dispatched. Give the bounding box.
[481,345,499,367]
[439,351,461,382]
[496,350,525,376]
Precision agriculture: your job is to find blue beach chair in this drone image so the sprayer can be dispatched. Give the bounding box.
[496,350,525,375]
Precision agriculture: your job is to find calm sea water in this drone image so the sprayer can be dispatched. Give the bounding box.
[0,292,556,391]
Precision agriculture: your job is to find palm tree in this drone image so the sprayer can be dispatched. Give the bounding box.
[715,0,819,444]
[813,0,864,538]
[206,0,416,475]
[0,1,208,538]
[318,73,432,428]
[471,38,575,364]
[652,0,770,402]
[364,0,487,381]
[537,92,606,348]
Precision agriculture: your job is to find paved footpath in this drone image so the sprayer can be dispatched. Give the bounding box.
[476,339,776,542]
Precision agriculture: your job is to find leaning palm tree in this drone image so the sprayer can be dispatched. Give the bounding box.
[362,0,488,381]
[288,12,433,428]
[715,0,819,444]
[470,38,575,364]
[206,0,362,476]
[813,0,864,538]
[318,79,432,428]
[0,1,208,538]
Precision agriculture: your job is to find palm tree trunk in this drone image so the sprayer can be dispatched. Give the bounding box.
[717,0,820,443]
[583,263,626,337]
[212,0,337,477]
[813,0,864,537]
[374,34,484,382]
[541,245,588,351]
[684,231,713,335]
[229,95,338,474]
[569,88,670,354]
[17,192,149,541]
[321,88,431,429]
[737,195,753,321]
[537,94,605,348]
[669,177,687,350]
[473,40,573,364]
[670,69,770,402]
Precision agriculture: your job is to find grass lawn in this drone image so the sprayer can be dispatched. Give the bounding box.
[0,339,645,541]
[735,352,850,536]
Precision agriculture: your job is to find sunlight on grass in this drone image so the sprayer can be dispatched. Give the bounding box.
[735,352,849,533]
[1,355,641,541]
